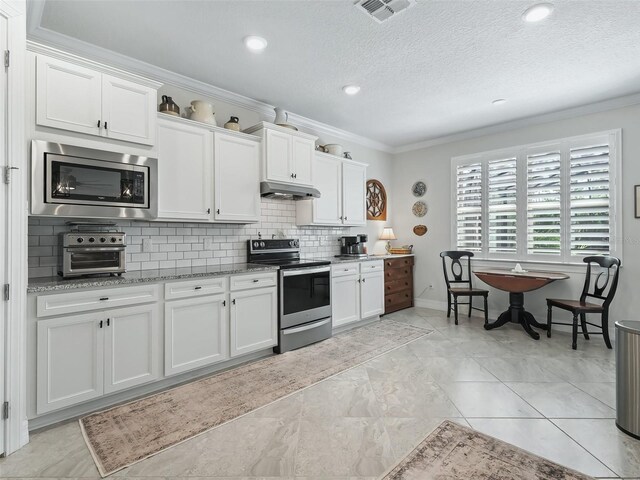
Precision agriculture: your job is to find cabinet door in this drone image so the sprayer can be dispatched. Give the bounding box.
[36,55,102,136]
[264,129,292,183]
[292,137,314,186]
[104,304,160,394]
[36,313,104,414]
[342,162,367,225]
[331,274,361,327]
[342,162,367,226]
[312,154,343,225]
[230,287,277,357]
[164,294,229,376]
[360,271,385,318]
[157,119,213,221]
[101,74,156,145]
[214,133,260,223]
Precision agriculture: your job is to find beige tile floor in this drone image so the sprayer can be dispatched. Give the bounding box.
[2,307,640,479]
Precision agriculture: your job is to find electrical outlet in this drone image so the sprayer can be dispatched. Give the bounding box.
[204,237,213,249]
[142,238,153,252]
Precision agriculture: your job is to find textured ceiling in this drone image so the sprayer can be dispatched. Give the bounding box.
[34,0,640,148]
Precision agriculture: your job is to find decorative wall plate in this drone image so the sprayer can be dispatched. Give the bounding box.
[412,201,427,217]
[412,181,427,197]
[366,179,387,221]
[413,225,428,236]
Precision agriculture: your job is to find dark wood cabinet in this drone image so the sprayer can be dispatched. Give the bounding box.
[384,256,414,314]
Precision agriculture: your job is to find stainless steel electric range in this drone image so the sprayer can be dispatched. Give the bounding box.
[247,239,332,353]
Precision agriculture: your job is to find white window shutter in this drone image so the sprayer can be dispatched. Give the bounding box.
[569,143,610,256]
[455,162,482,251]
[488,157,517,254]
[526,150,562,256]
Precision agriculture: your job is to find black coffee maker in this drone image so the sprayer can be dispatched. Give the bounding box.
[337,234,369,258]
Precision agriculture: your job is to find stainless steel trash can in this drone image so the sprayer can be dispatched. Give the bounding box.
[616,320,640,439]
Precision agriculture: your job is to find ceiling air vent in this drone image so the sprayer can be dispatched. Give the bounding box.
[356,0,416,23]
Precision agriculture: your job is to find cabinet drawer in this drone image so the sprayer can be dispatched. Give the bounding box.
[385,279,413,295]
[385,267,413,281]
[165,277,228,300]
[230,271,277,291]
[385,256,414,269]
[385,290,413,310]
[360,261,383,274]
[332,263,359,277]
[36,284,160,318]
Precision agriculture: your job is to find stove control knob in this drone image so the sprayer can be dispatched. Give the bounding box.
[111,237,118,243]
[88,237,95,243]
[294,240,299,247]
[100,237,106,243]
[76,237,84,243]
[260,241,265,248]
[289,240,294,247]
[253,241,260,248]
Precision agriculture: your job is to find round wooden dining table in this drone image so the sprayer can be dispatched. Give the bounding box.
[473,268,570,340]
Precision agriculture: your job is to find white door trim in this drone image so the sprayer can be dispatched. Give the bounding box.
[0,0,28,454]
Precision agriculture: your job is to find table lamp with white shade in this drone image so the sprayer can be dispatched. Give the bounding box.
[380,227,397,253]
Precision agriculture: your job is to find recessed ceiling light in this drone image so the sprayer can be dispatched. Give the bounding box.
[342,84,361,95]
[492,98,507,105]
[244,36,268,52]
[522,3,554,22]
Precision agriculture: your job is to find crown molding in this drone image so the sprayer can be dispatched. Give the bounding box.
[26,9,394,153]
[393,92,640,154]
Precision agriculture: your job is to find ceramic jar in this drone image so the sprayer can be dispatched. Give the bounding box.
[189,100,217,125]
[224,116,240,131]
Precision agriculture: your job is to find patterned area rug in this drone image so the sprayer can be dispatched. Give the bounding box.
[80,320,430,477]
[383,420,594,480]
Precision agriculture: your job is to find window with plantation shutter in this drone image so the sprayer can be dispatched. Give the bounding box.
[488,157,517,254]
[569,143,610,256]
[451,130,620,264]
[527,150,562,256]
[455,162,482,252]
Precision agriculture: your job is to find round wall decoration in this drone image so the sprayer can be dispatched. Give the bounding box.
[366,179,387,221]
[412,181,427,197]
[412,201,427,217]
[413,225,428,236]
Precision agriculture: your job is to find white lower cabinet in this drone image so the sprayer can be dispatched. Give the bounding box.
[331,261,384,328]
[230,287,278,357]
[331,274,361,327]
[164,294,228,376]
[36,303,159,414]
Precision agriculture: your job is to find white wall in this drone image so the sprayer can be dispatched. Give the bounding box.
[392,103,640,324]
[158,84,394,254]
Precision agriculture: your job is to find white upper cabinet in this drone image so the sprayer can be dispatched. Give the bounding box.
[101,74,156,145]
[36,56,102,136]
[264,128,293,183]
[296,153,367,226]
[244,122,317,186]
[342,160,367,226]
[36,54,159,145]
[291,136,314,186]
[214,132,260,223]
[309,153,342,225]
[157,117,213,221]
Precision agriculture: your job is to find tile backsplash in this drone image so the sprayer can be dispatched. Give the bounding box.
[28,198,352,278]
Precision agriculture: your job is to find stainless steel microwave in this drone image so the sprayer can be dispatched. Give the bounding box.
[31,141,157,219]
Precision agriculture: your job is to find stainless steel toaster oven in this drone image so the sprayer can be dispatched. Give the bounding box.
[60,231,126,278]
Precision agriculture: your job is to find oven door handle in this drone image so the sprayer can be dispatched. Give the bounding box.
[281,266,330,277]
[66,247,126,253]
[282,318,331,335]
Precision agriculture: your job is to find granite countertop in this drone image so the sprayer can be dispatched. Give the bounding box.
[27,263,279,293]
[319,254,415,264]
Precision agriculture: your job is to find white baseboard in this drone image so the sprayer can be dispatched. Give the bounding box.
[414,298,448,311]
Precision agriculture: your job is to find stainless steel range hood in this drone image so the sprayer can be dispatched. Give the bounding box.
[260,181,321,200]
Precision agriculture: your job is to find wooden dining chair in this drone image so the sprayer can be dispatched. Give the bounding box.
[439,251,489,326]
[546,255,621,350]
